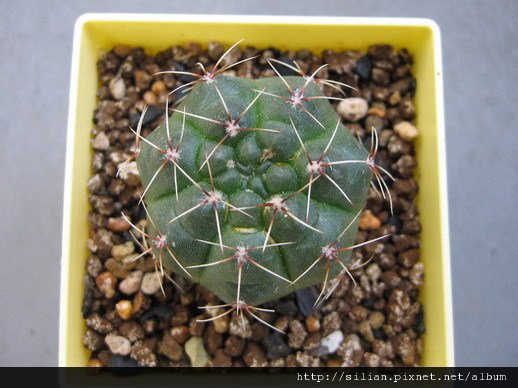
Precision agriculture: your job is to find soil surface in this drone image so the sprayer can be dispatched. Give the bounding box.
[84,42,423,368]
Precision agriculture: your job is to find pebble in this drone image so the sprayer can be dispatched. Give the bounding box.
[105,333,132,356]
[87,359,103,368]
[140,304,170,323]
[109,354,140,368]
[338,334,363,367]
[319,330,344,355]
[109,76,126,100]
[274,300,298,316]
[130,341,157,367]
[409,262,424,286]
[210,349,232,367]
[224,335,245,357]
[203,324,223,354]
[119,321,145,343]
[117,161,140,186]
[119,270,143,295]
[359,210,382,231]
[86,255,103,278]
[92,132,110,151]
[243,343,268,367]
[189,316,205,337]
[95,271,117,299]
[394,121,419,141]
[355,55,372,80]
[151,80,167,94]
[86,313,113,334]
[305,316,321,333]
[140,272,162,295]
[129,105,161,128]
[364,352,381,367]
[288,320,307,349]
[337,97,368,122]
[322,311,342,336]
[210,312,229,334]
[87,174,104,194]
[262,333,292,359]
[111,241,135,258]
[229,315,252,339]
[84,329,104,351]
[358,320,375,342]
[116,300,133,320]
[368,311,385,329]
[105,258,133,279]
[295,287,318,317]
[185,337,209,367]
[143,91,158,105]
[107,217,131,232]
[158,332,183,361]
[170,325,190,345]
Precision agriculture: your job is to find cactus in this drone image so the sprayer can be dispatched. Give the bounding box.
[125,43,392,331]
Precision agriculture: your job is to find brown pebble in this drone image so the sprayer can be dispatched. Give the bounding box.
[95,272,117,299]
[305,315,321,333]
[143,91,158,106]
[84,329,104,351]
[394,121,419,142]
[359,210,381,231]
[131,291,144,314]
[322,311,342,336]
[116,300,133,320]
[107,217,131,232]
[224,335,245,357]
[119,321,145,343]
[111,241,135,258]
[189,316,206,336]
[243,343,268,367]
[86,313,113,334]
[86,256,103,278]
[171,305,190,325]
[151,80,167,94]
[210,349,232,367]
[203,324,223,354]
[158,333,183,361]
[87,359,103,368]
[368,311,385,329]
[288,320,307,349]
[171,325,190,345]
[327,358,342,367]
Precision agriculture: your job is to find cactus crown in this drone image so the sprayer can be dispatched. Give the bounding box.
[125,42,392,331]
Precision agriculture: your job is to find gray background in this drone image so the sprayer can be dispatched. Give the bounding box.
[1,0,517,367]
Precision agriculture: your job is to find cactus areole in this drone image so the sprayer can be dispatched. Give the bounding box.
[136,73,373,311]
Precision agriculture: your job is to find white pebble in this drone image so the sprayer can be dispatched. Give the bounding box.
[105,333,131,356]
[140,272,162,295]
[119,270,143,295]
[394,121,419,141]
[320,330,344,355]
[337,98,368,122]
[109,76,126,100]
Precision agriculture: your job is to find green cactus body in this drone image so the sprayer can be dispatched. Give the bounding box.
[136,74,371,307]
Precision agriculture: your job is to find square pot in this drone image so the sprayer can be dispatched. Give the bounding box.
[60,14,453,367]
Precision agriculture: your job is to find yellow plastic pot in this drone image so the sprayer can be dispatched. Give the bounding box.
[60,14,453,367]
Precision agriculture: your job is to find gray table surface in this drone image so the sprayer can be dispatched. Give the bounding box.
[1,0,517,367]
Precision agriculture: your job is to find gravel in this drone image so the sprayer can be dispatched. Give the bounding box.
[83,42,423,368]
